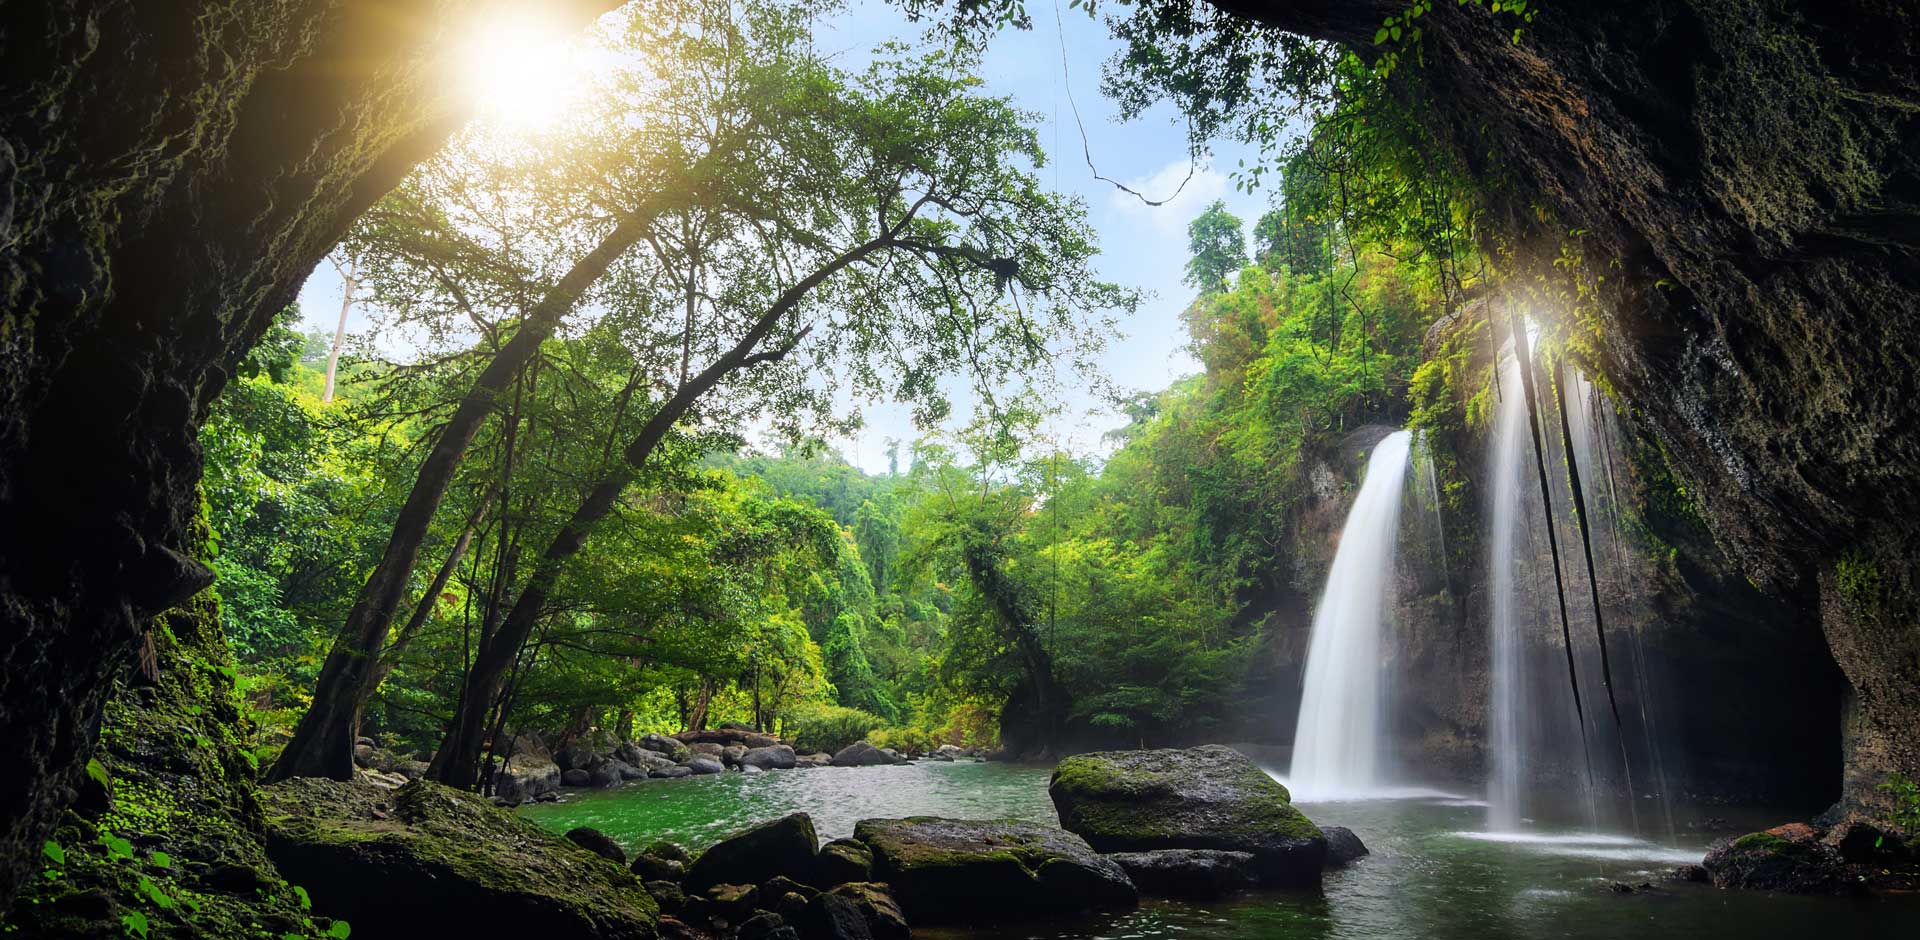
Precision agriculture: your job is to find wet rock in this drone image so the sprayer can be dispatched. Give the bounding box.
[704,883,759,924]
[743,744,798,771]
[1824,818,1905,864]
[822,882,909,940]
[592,759,635,788]
[1322,826,1369,867]
[262,778,658,936]
[562,768,592,787]
[853,816,1136,922]
[722,744,749,767]
[689,742,727,759]
[831,741,897,767]
[554,745,598,772]
[760,875,818,901]
[638,734,692,763]
[566,826,627,864]
[685,813,820,892]
[686,757,726,776]
[645,880,686,914]
[796,752,834,768]
[1049,745,1326,887]
[743,764,765,776]
[493,758,562,803]
[738,911,800,940]
[795,892,874,940]
[816,838,874,887]
[632,854,686,882]
[1666,864,1710,883]
[1703,823,1856,894]
[1105,849,1259,898]
[933,744,964,762]
[652,765,694,779]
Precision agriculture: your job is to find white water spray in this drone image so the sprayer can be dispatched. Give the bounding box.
[1290,430,1413,801]
[1487,356,1530,830]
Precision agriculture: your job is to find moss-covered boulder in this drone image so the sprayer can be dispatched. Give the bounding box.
[853,817,1136,922]
[1049,745,1326,887]
[816,837,874,886]
[262,777,659,938]
[1702,823,1856,894]
[683,812,819,892]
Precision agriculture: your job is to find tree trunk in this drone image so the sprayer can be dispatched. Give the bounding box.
[323,259,357,403]
[270,209,655,783]
[358,506,484,718]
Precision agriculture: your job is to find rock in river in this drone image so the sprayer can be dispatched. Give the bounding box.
[853,816,1136,922]
[684,812,820,892]
[1702,823,1856,894]
[1105,849,1260,898]
[831,741,899,767]
[1049,744,1326,887]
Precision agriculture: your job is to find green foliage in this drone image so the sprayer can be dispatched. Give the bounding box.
[787,704,886,755]
[1184,200,1248,293]
[1877,774,1920,838]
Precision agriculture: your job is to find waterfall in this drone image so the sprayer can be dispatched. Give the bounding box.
[1487,356,1530,829]
[1290,429,1414,801]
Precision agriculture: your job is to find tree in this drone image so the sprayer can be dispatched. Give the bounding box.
[1183,199,1247,294]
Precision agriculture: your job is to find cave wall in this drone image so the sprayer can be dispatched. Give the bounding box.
[0,0,616,908]
[1220,0,1920,814]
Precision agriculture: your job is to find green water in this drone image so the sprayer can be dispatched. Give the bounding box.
[520,762,1920,939]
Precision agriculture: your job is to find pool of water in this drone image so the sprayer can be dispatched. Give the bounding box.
[519,762,1920,939]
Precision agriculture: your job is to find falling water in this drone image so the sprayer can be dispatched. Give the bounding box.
[1291,430,1414,801]
[1487,357,1531,830]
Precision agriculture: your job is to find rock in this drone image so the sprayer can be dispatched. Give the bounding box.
[689,742,727,759]
[744,733,782,749]
[394,760,431,780]
[262,778,658,937]
[644,840,693,864]
[822,883,910,940]
[624,751,680,775]
[704,883,760,923]
[592,759,634,788]
[562,768,592,787]
[353,743,376,767]
[653,765,694,779]
[743,764,765,776]
[493,758,562,803]
[632,855,686,882]
[719,721,755,732]
[795,892,874,940]
[816,838,873,886]
[1322,826,1369,867]
[1665,864,1710,883]
[742,744,798,771]
[554,745,598,772]
[1105,849,1260,898]
[686,757,726,776]
[639,734,692,762]
[853,816,1136,922]
[356,736,376,748]
[831,741,897,767]
[796,752,834,768]
[761,875,819,901]
[1702,823,1855,894]
[1050,745,1326,887]
[737,912,800,940]
[722,744,749,767]
[1824,818,1905,863]
[645,880,686,914]
[685,812,820,892]
[567,827,628,865]
[619,762,649,780]
[933,744,964,761]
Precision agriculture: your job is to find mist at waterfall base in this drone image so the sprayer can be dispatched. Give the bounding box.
[1288,430,1414,802]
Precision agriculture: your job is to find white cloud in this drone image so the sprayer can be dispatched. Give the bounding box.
[1105,160,1231,238]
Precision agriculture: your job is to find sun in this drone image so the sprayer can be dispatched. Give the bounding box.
[456,9,590,131]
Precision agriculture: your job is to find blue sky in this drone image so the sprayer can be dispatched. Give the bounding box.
[293,2,1281,473]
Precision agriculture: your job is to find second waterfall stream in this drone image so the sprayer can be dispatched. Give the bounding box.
[1289,429,1414,801]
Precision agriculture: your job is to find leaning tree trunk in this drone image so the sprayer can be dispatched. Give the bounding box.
[270,207,655,783]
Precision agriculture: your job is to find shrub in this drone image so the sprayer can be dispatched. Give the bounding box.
[787,704,883,755]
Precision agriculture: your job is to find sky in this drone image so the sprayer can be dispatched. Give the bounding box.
[292,2,1281,474]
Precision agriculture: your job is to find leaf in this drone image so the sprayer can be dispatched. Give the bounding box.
[150,851,172,869]
[327,920,353,939]
[103,833,134,860]
[1374,28,1389,45]
[85,758,110,788]
[1390,26,1402,41]
[121,912,150,939]
[294,885,312,911]
[42,841,65,866]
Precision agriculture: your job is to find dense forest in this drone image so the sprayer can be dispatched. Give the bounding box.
[5,0,1919,938]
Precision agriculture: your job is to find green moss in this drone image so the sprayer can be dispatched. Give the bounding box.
[1732,832,1792,854]
[1835,552,1882,608]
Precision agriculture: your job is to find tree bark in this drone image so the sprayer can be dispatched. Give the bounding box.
[359,505,484,715]
[323,257,357,403]
[268,201,656,784]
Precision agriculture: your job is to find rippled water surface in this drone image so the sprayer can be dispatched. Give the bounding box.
[520,761,1920,939]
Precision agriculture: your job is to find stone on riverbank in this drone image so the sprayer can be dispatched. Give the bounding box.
[817,838,874,886]
[831,741,900,767]
[1050,744,1326,887]
[262,777,658,938]
[743,744,799,770]
[853,816,1136,922]
[1702,823,1857,894]
[567,826,628,864]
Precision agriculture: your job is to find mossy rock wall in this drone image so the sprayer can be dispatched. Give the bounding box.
[5,585,332,938]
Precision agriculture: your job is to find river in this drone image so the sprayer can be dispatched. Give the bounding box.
[519,761,1920,939]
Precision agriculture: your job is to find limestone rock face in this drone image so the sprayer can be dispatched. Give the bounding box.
[683,813,820,893]
[853,817,1136,922]
[1049,745,1326,887]
[262,778,659,938]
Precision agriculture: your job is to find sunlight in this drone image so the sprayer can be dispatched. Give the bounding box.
[456,8,590,130]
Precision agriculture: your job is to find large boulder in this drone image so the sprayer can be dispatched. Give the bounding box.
[742,744,798,771]
[1105,849,1260,898]
[638,733,692,762]
[1322,826,1370,867]
[493,758,562,803]
[686,756,726,776]
[819,883,909,940]
[262,778,659,938]
[831,741,898,767]
[653,765,695,779]
[816,838,874,887]
[562,768,593,787]
[1703,823,1856,894]
[684,813,820,892]
[853,817,1136,922]
[1049,745,1326,887]
[568,827,628,864]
